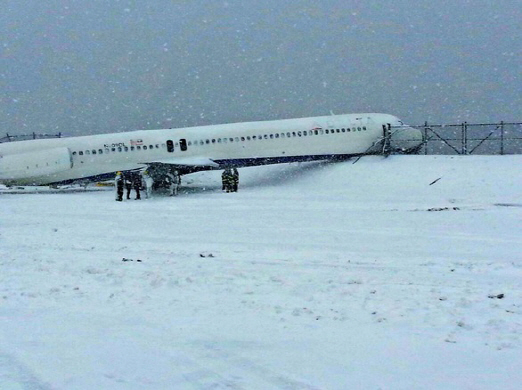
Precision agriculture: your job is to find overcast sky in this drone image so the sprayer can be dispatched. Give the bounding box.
[1,0,520,136]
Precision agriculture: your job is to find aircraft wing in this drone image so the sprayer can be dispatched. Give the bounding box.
[139,157,220,175]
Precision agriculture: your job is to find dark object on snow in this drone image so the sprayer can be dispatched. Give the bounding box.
[429,177,442,186]
[488,293,505,299]
[122,257,142,262]
[427,207,460,212]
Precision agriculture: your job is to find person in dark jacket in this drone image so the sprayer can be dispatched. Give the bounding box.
[222,168,233,192]
[115,171,124,201]
[124,173,132,199]
[132,172,141,200]
[232,168,239,192]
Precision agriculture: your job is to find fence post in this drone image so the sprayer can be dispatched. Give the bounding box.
[461,122,468,155]
[424,121,428,155]
[500,121,504,155]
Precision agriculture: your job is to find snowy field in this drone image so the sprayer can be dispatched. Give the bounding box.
[1,155,521,390]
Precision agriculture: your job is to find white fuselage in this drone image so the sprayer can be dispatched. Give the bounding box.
[0,113,422,185]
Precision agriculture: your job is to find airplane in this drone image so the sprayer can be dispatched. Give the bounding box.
[0,113,423,187]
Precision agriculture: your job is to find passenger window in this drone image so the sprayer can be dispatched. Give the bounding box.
[264,135,268,139]
[112,148,116,152]
[270,134,274,139]
[130,146,135,151]
[99,149,103,154]
[124,147,129,152]
[92,150,96,154]
[86,150,90,155]
[298,131,302,136]
[143,145,148,150]
[241,137,245,141]
[105,148,110,153]
[235,137,239,142]
[212,139,216,143]
[72,151,77,155]
[118,147,122,152]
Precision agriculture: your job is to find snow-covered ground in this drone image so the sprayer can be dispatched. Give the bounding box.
[1,155,521,390]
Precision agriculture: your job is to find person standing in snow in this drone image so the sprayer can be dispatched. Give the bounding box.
[222,168,233,192]
[232,168,239,192]
[124,172,132,200]
[115,171,124,201]
[141,170,153,199]
[165,172,177,196]
[132,172,141,200]
[172,170,180,196]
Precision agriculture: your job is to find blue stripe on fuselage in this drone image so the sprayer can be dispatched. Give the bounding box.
[50,153,361,185]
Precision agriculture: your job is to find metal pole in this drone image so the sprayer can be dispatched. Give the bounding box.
[461,122,468,155]
[424,121,428,155]
[500,121,504,155]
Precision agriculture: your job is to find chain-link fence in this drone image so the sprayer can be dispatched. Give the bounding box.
[0,133,64,143]
[414,122,522,155]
